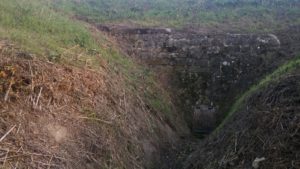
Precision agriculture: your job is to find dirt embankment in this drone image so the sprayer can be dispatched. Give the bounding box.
[98,24,300,134]
[93,24,300,169]
[183,70,300,169]
[1,20,299,169]
[0,41,188,169]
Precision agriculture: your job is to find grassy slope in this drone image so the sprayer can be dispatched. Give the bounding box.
[1,0,299,168]
[46,0,300,132]
[0,0,188,168]
[215,55,300,132]
[0,0,176,121]
[0,0,97,56]
[52,0,300,31]
[184,62,300,169]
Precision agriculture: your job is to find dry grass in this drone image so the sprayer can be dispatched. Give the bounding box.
[184,71,300,169]
[0,41,185,169]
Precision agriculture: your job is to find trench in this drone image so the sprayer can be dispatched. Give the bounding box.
[97,25,300,168]
[99,25,298,130]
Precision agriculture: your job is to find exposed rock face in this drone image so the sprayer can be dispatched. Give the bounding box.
[99,25,299,133]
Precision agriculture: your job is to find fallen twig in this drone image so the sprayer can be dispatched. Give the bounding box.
[28,61,34,91]
[0,125,16,142]
[2,148,9,167]
[34,87,43,108]
[47,155,54,169]
[13,161,18,169]
[4,78,14,102]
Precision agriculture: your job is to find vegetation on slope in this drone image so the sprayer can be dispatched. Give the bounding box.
[216,55,300,132]
[0,0,299,168]
[184,68,300,169]
[0,0,188,168]
[0,0,177,119]
[0,0,97,56]
[52,0,300,31]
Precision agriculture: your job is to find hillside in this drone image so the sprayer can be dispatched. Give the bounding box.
[0,0,299,169]
[184,58,300,169]
[0,0,189,168]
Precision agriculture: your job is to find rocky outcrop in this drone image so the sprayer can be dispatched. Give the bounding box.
[99,25,300,133]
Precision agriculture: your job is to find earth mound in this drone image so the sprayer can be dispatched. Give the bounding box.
[184,70,300,169]
[0,41,187,169]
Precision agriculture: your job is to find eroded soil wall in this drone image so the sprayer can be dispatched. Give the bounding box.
[98,25,300,133]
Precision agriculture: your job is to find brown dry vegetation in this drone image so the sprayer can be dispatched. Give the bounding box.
[183,70,300,169]
[0,41,188,169]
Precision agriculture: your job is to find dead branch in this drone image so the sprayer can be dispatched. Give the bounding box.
[0,125,16,142]
[4,78,14,102]
[34,87,43,108]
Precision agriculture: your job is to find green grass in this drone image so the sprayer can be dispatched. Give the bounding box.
[0,0,177,125]
[215,55,300,132]
[0,0,97,58]
[97,45,174,120]
[0,0,138,72]
[145,83,173,120]
[1,0,299,135]
[51,0,300,31]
